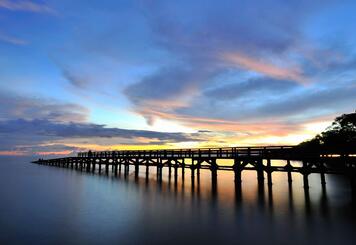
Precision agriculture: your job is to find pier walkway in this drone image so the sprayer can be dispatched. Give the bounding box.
[32,146,356,191]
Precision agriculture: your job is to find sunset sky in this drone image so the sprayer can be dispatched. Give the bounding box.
[1,0,356,155]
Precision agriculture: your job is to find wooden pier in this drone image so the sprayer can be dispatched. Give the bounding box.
[32,146,356,192]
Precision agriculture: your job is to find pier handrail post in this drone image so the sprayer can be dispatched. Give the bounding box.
[263,146,267,158]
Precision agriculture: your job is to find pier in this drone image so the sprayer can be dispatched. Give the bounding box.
[32,146,356,192]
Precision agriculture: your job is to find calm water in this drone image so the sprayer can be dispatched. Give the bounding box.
[0,156,355,245]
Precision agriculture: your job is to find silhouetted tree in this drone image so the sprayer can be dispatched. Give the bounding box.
[299,111,356,154]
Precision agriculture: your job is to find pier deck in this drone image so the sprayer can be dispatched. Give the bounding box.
[32,146,356,191]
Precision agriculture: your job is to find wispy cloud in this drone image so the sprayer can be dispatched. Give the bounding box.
[61,67,88,89]
[0,0,54,14]
[222,52,306,84]
[204,77,297,101]
[0,33,27,45]
[0,92,89,123]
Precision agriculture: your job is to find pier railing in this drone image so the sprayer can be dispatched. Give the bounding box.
[77,145,354,159]
[77,146,298,158]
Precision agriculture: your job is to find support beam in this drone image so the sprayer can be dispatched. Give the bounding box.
[181,158,185,180]
[287,159,292,183]
[105,162,109,175]
[168,160,172,177]
[135,159,139,178]
[114,163,118,176]
[302,161,309,189]
[266,158,272,186]
[210,159,218,182]
[92,162,96,173]
[320,162,326,186]
[256,159,264,182]
[303,174,309,189]
[233,159,242,183]
[86,159,91,172]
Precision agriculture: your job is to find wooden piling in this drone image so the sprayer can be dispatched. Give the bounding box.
[286,159,292,183]
[302,161,309,189]
[320,162,326,186]
[267,158,272,186]
[105,162,109,174]
[114,164,118,176]
[256,159,264,182]
[210,159,218,182]
[233,159,242,183]
[135,161,139,178]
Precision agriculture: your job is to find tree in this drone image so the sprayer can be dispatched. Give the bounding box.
[299,111,356,153]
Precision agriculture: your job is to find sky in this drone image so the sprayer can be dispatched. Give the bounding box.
[0,0,356,156]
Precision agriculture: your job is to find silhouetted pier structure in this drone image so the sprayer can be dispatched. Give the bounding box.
[32,146,356,192]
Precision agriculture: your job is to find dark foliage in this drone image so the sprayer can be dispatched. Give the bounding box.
[298,111,356,153]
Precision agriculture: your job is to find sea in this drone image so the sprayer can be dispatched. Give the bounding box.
[0,156,355,244]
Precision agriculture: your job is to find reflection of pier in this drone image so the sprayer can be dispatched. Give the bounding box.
[32,146,356,192]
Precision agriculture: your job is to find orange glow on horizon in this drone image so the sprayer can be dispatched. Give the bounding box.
[34,150,74,156]
[0,151,27,156]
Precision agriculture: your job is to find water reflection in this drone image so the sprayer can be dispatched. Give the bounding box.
[49,159,356,220]
[1,158,356,245]
[86,163,355,221]
[99,165,355,244]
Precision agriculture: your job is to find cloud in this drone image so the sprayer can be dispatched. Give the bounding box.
[45,1,347,132]
[204,77,297,101]
[174,81,356,124]
[39,0,354,137]
[0,119,206,155]
[0,33,27,45]
[0,92,208,155]
[123,63,222,124]
[222,52,306,83]
[0,119,202,142]
[253,83,356,118]
[61,67,88,89]
[2,0,353,151]
[126,67,196,101]
[11,144,83,156]
[301,49,356,78]
[142,0,312,55]
[122,0,341,125]
[0,92,88,123]
[0,0,54,14]
[124,67,194,104]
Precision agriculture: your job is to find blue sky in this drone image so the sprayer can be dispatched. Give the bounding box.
[0,0,356,155]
